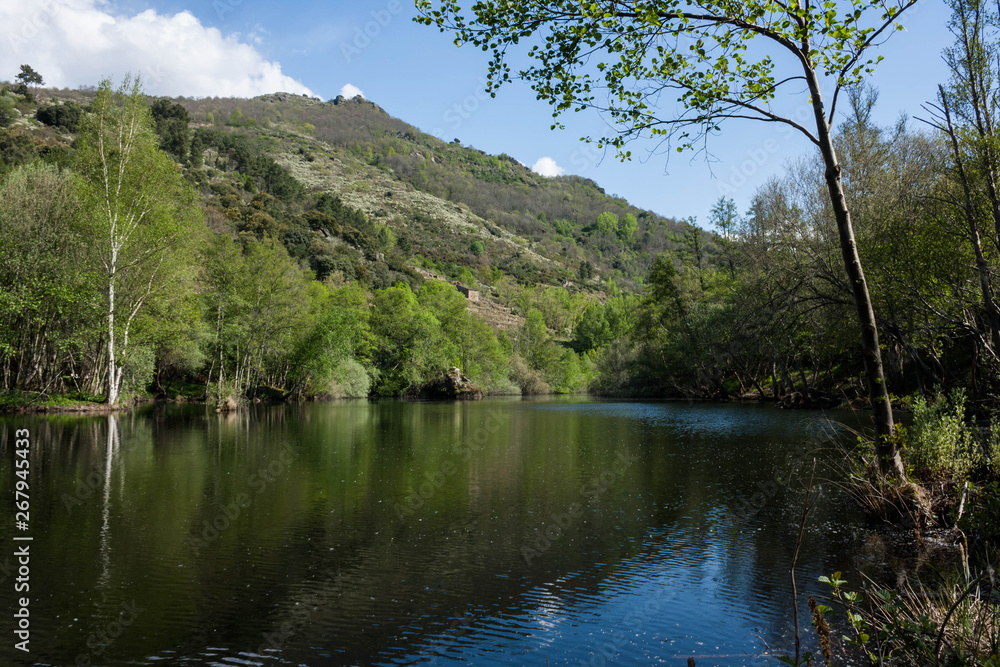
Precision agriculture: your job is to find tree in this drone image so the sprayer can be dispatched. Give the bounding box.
[617,212,638,243]
[76,75,203,405]
[710,197,739,239]
[418,280,511,387]
[416,0,915,476]
[150,98,191,161]
[370,283,453,395]
[709,196,739,278]
[0,163,95,393]
[595,211,619,236]
[15,65,43,88]
[14,65,43,100]
[681,220,707,291]
[0,97,16,129]
[919,0,1000,366]
[36,102,84,132]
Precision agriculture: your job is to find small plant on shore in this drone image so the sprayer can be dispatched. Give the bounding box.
[786,432,1000,666]
[811,569,1000,665]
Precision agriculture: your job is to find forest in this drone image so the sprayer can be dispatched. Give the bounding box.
[2,5,1000,415]
[0,74,624,408]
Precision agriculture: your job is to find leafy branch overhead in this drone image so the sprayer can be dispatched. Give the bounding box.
[416,0,916,155]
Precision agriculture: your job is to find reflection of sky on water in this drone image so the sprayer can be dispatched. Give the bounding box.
[0,400,868,666]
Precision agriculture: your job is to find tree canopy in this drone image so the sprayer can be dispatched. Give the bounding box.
[416,0,915,155]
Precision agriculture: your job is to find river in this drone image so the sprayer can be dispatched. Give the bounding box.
[0,398,872,666]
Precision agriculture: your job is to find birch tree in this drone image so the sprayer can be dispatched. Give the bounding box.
[76,75,201,405]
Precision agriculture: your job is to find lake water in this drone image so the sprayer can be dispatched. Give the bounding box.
[0,398,873,666]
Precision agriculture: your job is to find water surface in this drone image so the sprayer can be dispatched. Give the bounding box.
[0,398,871,666]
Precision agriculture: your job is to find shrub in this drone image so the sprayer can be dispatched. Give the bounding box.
[904,389,976,481]
[510,356,549,395]
[36,102,83,132]
[0,97,16,128]
[328,359,371,398]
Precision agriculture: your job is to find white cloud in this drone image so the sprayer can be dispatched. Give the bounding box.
[531,157,565,178]
[0,1,312,98]
[339,83,365,99]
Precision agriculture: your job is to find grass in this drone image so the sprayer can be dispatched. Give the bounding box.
[0,389,107,412]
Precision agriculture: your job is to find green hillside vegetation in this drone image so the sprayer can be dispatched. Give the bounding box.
[5,77,670,406]
[179,92,691,291]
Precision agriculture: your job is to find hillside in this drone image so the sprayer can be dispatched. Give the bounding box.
[175,91,695,291]
[21,87,704,289]
[3,85,712,302]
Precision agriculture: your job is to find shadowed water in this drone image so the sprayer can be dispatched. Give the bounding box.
[0,398,872,666]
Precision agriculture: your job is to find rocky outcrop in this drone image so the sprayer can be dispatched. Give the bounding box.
[428,367,483,400]
[216,395,239,412]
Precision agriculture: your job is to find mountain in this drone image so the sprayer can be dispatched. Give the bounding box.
[181,92,695,289]
[8,86,703,295]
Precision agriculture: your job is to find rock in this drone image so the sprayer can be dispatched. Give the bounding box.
[216,395,239,412]
[429,367,483,400]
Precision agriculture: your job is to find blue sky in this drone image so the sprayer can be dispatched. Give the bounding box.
[3,0,954,226]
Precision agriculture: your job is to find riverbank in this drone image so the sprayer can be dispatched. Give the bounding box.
[0,390,125,414]
[0,386,859,415]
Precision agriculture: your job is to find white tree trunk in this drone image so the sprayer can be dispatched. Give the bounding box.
[106,265,119,406]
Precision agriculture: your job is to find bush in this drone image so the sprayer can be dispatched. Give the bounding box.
[36,102,83,132]
[811,569,1000,665]
[510,356,549,395]
[0,97,16,128]
[904,389,976,481]
[328,359,371,398]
